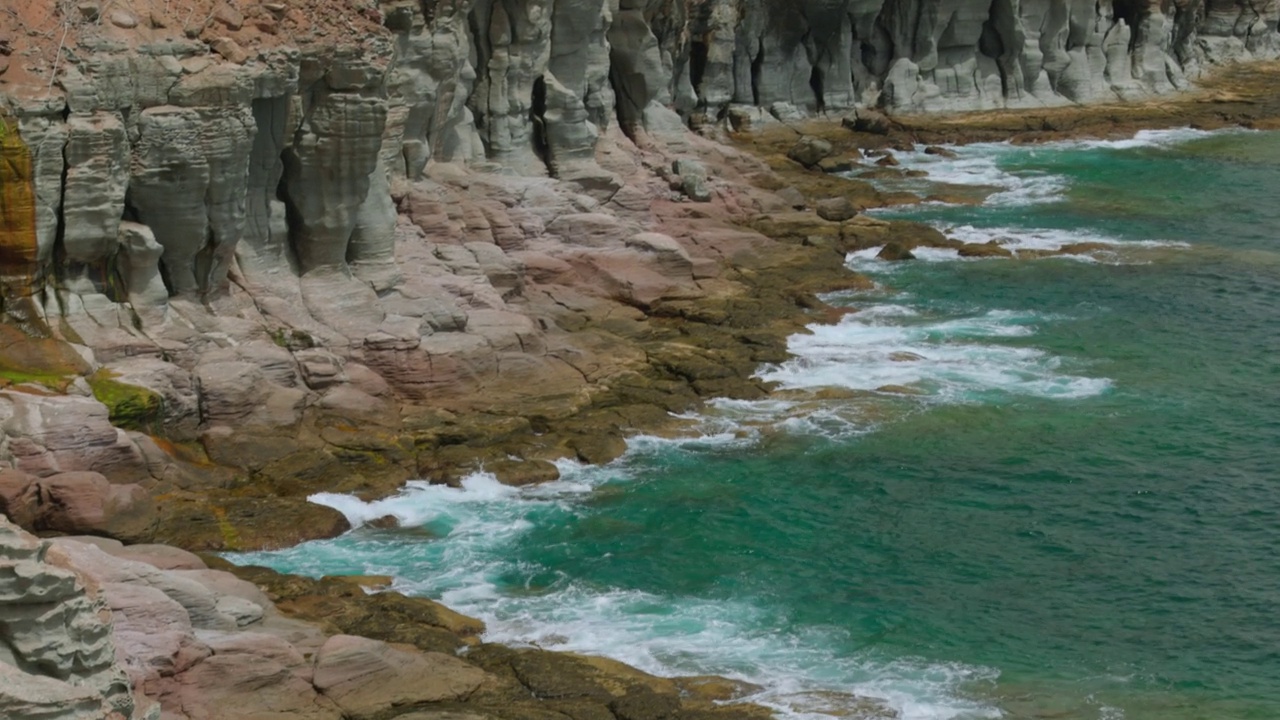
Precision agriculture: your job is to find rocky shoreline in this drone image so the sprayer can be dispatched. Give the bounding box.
[4,0,1280,715]
[7,75,1280,715]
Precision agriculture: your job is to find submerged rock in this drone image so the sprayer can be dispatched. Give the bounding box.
[958,241,1015,258]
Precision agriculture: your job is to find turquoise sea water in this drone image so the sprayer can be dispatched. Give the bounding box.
[234,129,1280,719]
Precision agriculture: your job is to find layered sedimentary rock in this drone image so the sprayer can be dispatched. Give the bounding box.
[0,516,148,719]
[0,0,1273,303]
[0,0,1272,536]
[1,0,1274,326]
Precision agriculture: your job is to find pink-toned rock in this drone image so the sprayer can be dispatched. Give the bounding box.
[0,468,38,527]
[566,249,704,309]
[212,3,244,29]
[209,37,248,64]
[343,362,390,397]
[625,232,694,279]
[54,541,239,631]
[107,543,206,570]
[157,634,342,720]
[172,569,273,613]
[546,213,631,248]
[33,472,156,542]
[0,391,150,481]
[312,635,488,719]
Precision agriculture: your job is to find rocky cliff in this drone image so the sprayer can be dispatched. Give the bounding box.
[0,0,1274,534]
[2,0,1276,326]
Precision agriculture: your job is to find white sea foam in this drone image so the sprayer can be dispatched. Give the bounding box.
[865,126,1242,210]
[755,305,1109,402]
[845,224,1188,274]
[863,144,1065,207]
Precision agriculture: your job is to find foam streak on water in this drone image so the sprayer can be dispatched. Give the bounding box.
[755,304,1109,403]
[868,127,1230,208]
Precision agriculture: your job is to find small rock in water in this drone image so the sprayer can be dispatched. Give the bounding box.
[875,153,900,167]
[489,458,561,486]
[924,144,959,158]
[323,574,395,590]
[888,351,926,362]
[958,241,1014,258]
[818,155,856,173]
[1059,241,1112,254]
[877,242,916,261]
[366,514,400,529]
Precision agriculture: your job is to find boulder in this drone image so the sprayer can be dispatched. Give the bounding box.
[924,145,959,159]
[312,635,488,719]
[877,243,916,261]
[843,108,893,135]
[776,186,807,209]
[32,472,156,543]
[958,241,1014,258]
[107,543,207,570]
[787,136,834,168]
[815,197,858,222]
[0,468,38,527]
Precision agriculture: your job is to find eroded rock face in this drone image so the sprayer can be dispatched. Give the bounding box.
[0,516,145,720]
[0,0,1270,371]
[0,0,1273,322]
[0,0,1272,548]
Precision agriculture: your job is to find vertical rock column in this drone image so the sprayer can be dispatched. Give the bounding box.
[0,118,39,293]
[130,68,255,297]
[281,57,391,274]
[467,0,554,174]
[60,114,129,296]
[543,0,616,170]
[0,117,50,334]
[129,107,213,295]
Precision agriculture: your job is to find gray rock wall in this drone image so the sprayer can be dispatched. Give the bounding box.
[1,0,1276,335]
[0,516,150,720]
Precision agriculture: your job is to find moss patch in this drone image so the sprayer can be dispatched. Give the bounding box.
[0,366,71,390]
[88,370,163,432]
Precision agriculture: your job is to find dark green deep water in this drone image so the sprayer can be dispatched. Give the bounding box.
[235,129,1280,719]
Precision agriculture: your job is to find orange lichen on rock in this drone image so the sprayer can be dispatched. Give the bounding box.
[0,117,39,293]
